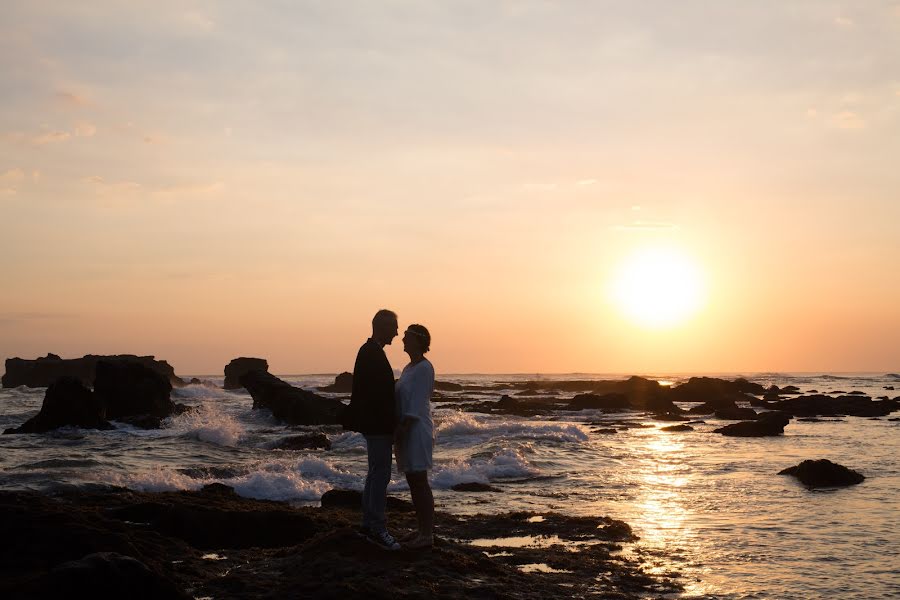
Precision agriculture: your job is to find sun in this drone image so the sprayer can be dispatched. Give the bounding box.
[609,247,706,329]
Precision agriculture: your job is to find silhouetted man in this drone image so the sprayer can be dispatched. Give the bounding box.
[348,309,400,550]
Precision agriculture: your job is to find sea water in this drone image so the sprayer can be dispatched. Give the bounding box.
[1,373,898,599]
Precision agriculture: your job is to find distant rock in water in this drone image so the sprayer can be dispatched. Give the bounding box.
[3,376,113,434]
[714,411,791,437]
[240,370,344,425]
[568,393,630,411]
[661,424,693,432]
[434,380,464,391]
[669,377,765,405]
[1,353,185,388]
[223,357,269,390]
[95,359,185,421]
[772,394,899,418]
[778,459,865,488]
[318,371,353,393]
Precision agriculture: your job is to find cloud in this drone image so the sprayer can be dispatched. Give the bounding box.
[833,16,855,27]
[0,168,25,196]
[83,176,225,203]
[181,10,216,32]
[34,130,71,144]
[830,111,866,130]
[576,179,598,186]
[54,91,90,108]
[74,121,97,137]
[613,220,680,231]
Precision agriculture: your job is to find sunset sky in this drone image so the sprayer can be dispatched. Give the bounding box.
[2,2,899,375]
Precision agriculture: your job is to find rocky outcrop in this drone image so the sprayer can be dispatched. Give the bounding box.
[660,424,693,432]
[223,357,268,390]
[668,377,764,406]
[772,394,898,418]
[3,376,113,434]
[778,459,865,488]
[2,354,185,388]
[713,411,791,437]
[240,370,344,425]
[94,359,183,421]
[568,393,630,411]
[45,552,189,600]
[434,380,464,391]
[317,371,353,393]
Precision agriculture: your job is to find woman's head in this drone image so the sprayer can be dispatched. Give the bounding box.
[402,324,431,355]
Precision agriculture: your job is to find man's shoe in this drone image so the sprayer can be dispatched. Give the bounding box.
[366,529,401,551]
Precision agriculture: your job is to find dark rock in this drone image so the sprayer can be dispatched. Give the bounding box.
[272,433,331,451]
[434,380,464,392]
[670,377,765,405]
[778,459,865,488]
[44,552,189,600]
[885,386,895,390]
[241,370,344,425]
[847,390,866,395]
[714,405,758,420]
[200,483,238,496]
[3,376,113,434]
[318,371,353,393]
[807,389,818,393]
[94,359,180,420]
[320,489,413,512]
[223,357,268,390]
[451,482,502,493]
[714,411,791,437]
[653,412,690,421]
[661,424,693,432]
[773,394,898,418]
[2,353,185,388]
[568,393,629,411]
[750,397,772,408]
[591,428,619,435]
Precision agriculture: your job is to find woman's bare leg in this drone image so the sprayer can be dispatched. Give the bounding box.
[405,471,433,539]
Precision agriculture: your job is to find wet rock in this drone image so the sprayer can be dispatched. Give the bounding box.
[272,433,331,451]
[320,489,414,512]
[778,459,865,488]
[241,370,344,425]
[661,424,693,432]
[223,357,268,390]
[318,371,353,393]
[451,482,502,493]
[200,483,238,496]
[3,376,113,434]
[592,428,619,434]
[714,411,791,437]
[652,412,690,421]
[94,359,184,421]
[773,394,898,418]
[885,386,895,390]
[2,353,185,388]
[435,380,464,392]
[568,393,629,411]
[44,552,189,600]
[714,405,758,420]
[669,377,765,405]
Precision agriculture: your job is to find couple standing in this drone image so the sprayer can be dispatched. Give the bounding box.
[344,309,435,550]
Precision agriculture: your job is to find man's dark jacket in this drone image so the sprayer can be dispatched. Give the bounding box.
[343,339,396,435]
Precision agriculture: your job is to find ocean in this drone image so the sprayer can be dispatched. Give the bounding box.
[1,372,898,599]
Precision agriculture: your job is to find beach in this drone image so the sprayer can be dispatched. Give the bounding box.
[2,371,899,598]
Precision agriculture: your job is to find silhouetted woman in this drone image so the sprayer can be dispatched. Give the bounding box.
[394,324,435,549]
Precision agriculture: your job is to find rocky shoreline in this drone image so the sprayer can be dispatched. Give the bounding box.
[0,485,681,600]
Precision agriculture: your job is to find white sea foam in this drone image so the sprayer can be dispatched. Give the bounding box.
[172,385,227,400]
[431,446,540,489]
[435,411,588,443]
[104,455,358,501]
[164,404,244,446]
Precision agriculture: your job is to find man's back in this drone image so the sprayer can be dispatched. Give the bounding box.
[349,339,396,435]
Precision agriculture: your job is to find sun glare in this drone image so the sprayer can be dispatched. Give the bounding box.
[610,247,706,329]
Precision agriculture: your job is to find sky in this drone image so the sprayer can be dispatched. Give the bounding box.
[2,1,899,375]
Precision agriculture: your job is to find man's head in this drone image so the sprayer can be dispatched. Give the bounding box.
[371,309,399,346]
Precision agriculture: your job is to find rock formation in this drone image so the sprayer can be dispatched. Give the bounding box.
[94,359,183,421]
[223,357,268,390]
[713,411,791,437]
[240,370,344,425]
[772,394,899,418]
[317,371,353,393]
[778,459,865,488]
[2,354,185,388]
[3,376,113,434]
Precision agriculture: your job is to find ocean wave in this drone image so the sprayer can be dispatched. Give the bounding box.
[105,455,357,501]
[172,385,227,400]
[163,404,244,446]
[435,411,588,443]
[431,446,541,489]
